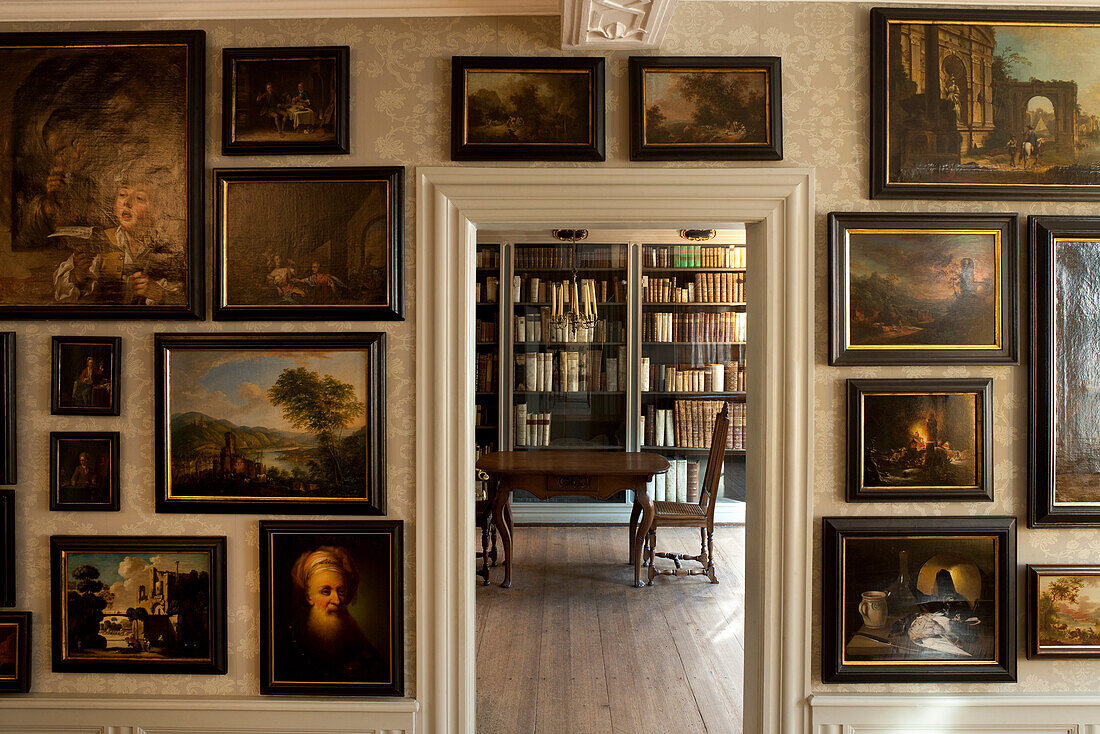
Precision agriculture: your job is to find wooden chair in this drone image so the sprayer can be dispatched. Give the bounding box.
[644,402,730,585]
[474,498,498,585]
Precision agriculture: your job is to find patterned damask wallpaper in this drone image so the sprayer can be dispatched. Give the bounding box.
[1,0,1096,699]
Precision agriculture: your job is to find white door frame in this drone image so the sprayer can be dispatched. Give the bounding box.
[416,166,815,734]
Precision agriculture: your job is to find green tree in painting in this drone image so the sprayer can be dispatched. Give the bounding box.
[68,564,113,651]
[267,368,364,485]
[1039,576,1085,643]
[673,72,764,142]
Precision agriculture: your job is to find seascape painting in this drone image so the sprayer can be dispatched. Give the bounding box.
[862,391,980,490]
[0,32,202,315]
[880,12,1100,193]
[1036,572,1100,650]
[846,231,999,349]
[642,68,770,146]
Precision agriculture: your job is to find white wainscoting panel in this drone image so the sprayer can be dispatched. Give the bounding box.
[0,696,418,734]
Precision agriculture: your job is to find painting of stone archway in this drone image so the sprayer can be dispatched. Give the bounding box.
[873,8,1100,199]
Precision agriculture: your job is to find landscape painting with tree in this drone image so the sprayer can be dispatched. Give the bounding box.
[155,333,385,514]
[1029,566,1100,657]
[874,8,1100,198]
[50,536,226,673]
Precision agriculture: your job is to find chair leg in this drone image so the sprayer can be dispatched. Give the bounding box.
[706,529,718,584]
[646,528,657,585]
[489,524,499,567]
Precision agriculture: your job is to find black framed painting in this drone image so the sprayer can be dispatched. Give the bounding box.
[1029,216,1100,526]
[0,30,205,319]
[829,212,1018,365]
[51,336,121,416]
[848,379,993,502]
[155,332,386,515]
[451,56,605,161]
[50,431,120,512]
[212,167,404,321]
[0,333,13,485]
[222,46,350,155]
[872,7,1100,200]
[0,611,31,693]
[0,489,12,607]
[260,519,404,696]
[628,56,782,161]
[822,516,1016,683]
[50,535,227,673]
[1027,565,1100,659]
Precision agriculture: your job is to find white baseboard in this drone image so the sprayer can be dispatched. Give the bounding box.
[510,500,746,524]
[0,695,419,734]
[810,693,1100,734]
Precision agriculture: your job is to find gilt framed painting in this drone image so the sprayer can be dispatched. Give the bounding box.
[50,431,120,512]
[451,56,604,161]
[260,519,403,696]
[628,56,782,161]
[154,332,386,515]
[1027,565,1100,658]
[0,333,13,485]
[212,167,404,321]
[51,336,121,416]
[0,489,12,607]
[829,212,1018,365]
[50,535,226,673]
[872,8,1100,200]
[0,612,31,693]
[0,30,205,319]
[822,516,1016,683]
[222,46,350,155]
[847,379,993,502]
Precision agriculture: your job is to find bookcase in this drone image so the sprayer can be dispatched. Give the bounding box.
[474,236,747,519]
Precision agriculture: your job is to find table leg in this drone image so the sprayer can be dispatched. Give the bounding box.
[491,480,513,588]
[632,483,654,588]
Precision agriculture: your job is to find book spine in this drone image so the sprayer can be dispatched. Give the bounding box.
[686,461,700,503]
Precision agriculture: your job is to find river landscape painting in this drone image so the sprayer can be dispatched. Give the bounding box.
[155,333,385,514]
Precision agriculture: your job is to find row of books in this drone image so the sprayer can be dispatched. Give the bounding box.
[514,346,628,393]
[477,276,500,304]
[513,404,552,446]
[516,245,627,269]
[512,275,626,304]
[476,353,498,392]
[642,400,743,449]
[513,312,624,344]
[645,459,703,504]
[643,245,746,269]
[641,272,745,304]
[640,360,745,393]
[476,248,500,269]
[476,315,498,343]
[475,404,494,427]
[644,311,746,343]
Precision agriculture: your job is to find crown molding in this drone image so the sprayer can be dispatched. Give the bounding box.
[0,0,558,22]
[562,0,678,50]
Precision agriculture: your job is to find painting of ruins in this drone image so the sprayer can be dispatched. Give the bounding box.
[876,10,1100,196]
[0,30,203,317]
[50,536,225,673]
[155,333,385,514]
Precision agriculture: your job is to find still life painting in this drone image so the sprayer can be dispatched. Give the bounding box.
[0,612,30,693]
[0,30,204,318]
[51,336,121,415]
[1028,566,1100,657]
[823,516,1015,682]
[829,213,1017,365]
[155,333,385,514]
[222,46,349,155]
[50,431,120,511]
[848,379,992,501]
[213,167,403,320]
[50,535,226,673]
[629,56,782,160]
[873,8,1100,199]
[260,520,403,696]
[451,57,604,161]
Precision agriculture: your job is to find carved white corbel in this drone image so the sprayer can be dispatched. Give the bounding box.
[561,0,679,50]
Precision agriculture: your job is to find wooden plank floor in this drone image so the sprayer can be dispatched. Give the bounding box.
[476,525,745,734]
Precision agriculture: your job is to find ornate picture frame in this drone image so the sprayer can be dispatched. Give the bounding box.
[51,336,121,416]
[0,611,31,693]
[1027,565,1100,659]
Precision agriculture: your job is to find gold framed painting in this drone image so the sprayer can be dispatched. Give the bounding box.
[1028,565,1100,658]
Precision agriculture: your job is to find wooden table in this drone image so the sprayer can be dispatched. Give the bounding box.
[475,451,670,588]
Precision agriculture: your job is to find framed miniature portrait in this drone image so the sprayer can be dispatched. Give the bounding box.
[51,336,121,416]
[0,30,205,319]
[847,379,993,502]
[154,332,386,515]
[50,535,226,673]
[451,56,605,161]
[0,490,12,607]
[260,519,404,696]
[1027,565,1100,658]
[0,333,13,485]
[872,8,1100,200]
[50,431,120,512]
[628,56,782,161]
[829,212,1018,365]
[0,611,31,693]
[822,516,1016,683]
[221,46,349,156]
[212,167,404,321]
[1029,216,1100,526]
